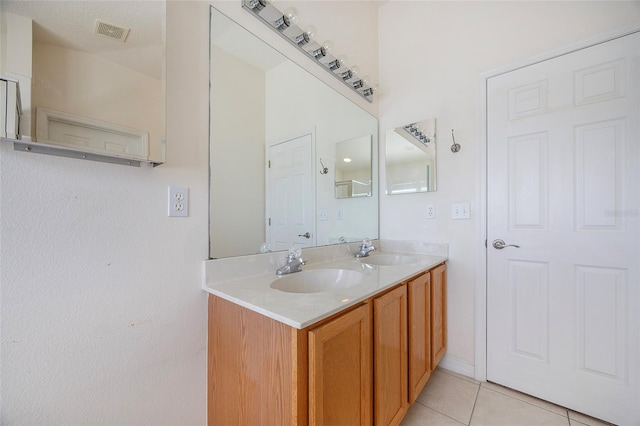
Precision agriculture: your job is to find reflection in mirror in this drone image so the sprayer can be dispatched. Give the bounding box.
[209,6,378,259]
[385,119,437,194]
[335,135,372,199]
[1,1,166,163]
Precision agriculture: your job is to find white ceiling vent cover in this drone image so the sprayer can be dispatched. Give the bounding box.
[94,19,130,42]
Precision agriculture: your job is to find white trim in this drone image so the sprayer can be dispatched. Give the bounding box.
[475,21,640,383]
[439,354,476,379]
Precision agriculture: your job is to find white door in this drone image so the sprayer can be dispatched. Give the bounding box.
[267,133,315,251]
[487,32,639,425]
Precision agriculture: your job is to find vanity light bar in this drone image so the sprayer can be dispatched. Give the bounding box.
[404,124,432,145]
[242,0,374,103]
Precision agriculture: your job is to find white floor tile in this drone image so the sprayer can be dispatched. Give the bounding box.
[481,381,568,417]
[415,369,480,425]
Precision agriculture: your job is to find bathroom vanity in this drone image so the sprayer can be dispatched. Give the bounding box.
[204,247,447,425]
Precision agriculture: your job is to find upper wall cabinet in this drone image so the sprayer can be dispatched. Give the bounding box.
[0,1,166,167]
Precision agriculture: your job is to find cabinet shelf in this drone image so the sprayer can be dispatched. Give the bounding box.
[3,137,163,167]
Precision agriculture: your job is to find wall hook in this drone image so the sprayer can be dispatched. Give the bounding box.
[450,129,461,153]
[319,158,329,175]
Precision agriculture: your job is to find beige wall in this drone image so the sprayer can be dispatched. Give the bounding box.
[378,1,640,372]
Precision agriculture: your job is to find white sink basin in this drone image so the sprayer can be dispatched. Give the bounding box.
[360,253,418,266]
[270,269,364,294]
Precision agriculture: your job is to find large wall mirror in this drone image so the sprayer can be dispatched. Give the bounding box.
[209,6,378,259]
[1,1,166,163]
[385,119,437,194]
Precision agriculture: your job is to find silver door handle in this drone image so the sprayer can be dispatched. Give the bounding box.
[492,239,520,249]
[298,232,311,239]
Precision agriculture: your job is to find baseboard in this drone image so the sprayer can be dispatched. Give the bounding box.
[439,355,476,379]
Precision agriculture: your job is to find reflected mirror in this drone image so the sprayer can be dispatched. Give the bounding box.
[335,135,372,199]
[1,1,166,163]
[385,119,437,194]
[209,6,378,258]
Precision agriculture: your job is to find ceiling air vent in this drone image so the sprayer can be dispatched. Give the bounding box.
[94,19,130,42]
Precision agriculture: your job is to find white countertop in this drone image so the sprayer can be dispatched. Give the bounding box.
[203,250,447,329]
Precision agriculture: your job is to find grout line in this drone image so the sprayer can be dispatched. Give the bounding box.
[468,381,481,426]
[414,400,469,426]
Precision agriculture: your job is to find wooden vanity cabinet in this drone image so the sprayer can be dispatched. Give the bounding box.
[373,285,409,426]
[207,262,447,426]
[308,303,372,425]
[430,263,447,368]
[207,295,309,425]
[208,295,371,426]
[407,263,448,403]
[408,271,432,403]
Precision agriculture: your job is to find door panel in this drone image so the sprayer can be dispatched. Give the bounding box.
[267,133,315,250]
[487,32,639,425]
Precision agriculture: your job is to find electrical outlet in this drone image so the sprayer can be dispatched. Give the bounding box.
[426,204,436,219]
[451,202,470,220]
[319,208,328,221]
[168,186,189,217]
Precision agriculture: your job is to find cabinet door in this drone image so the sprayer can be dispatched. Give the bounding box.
[408,272,431,403]
[431,264,447,369]
[374,285,408,426]
[308,303,372,426]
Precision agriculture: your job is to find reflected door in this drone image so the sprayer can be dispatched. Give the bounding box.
[267,133,315,251]
[487,32,639,425]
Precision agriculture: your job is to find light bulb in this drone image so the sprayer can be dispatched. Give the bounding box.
[350,66,360,78]
[283,7,298,26]
[321,40,334,56]
[304,25,316,40]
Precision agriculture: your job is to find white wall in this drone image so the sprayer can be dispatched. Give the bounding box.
[378,1,640,370]
[0,2,210,423]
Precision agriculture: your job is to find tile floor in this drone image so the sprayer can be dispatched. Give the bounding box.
[401,368,613,426]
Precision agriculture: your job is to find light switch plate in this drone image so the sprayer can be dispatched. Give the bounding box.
[168,186,189,217]
[451,202,470,220]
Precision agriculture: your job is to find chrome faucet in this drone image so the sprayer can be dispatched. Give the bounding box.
[276,246,306,275]
[355,238,376,258]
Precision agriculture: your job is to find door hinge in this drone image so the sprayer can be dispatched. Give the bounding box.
[268,218,271,226]
[268,160,271,168]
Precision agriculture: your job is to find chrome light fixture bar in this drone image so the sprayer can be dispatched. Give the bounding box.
[403,118,436,146]
[242,0,375,103]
